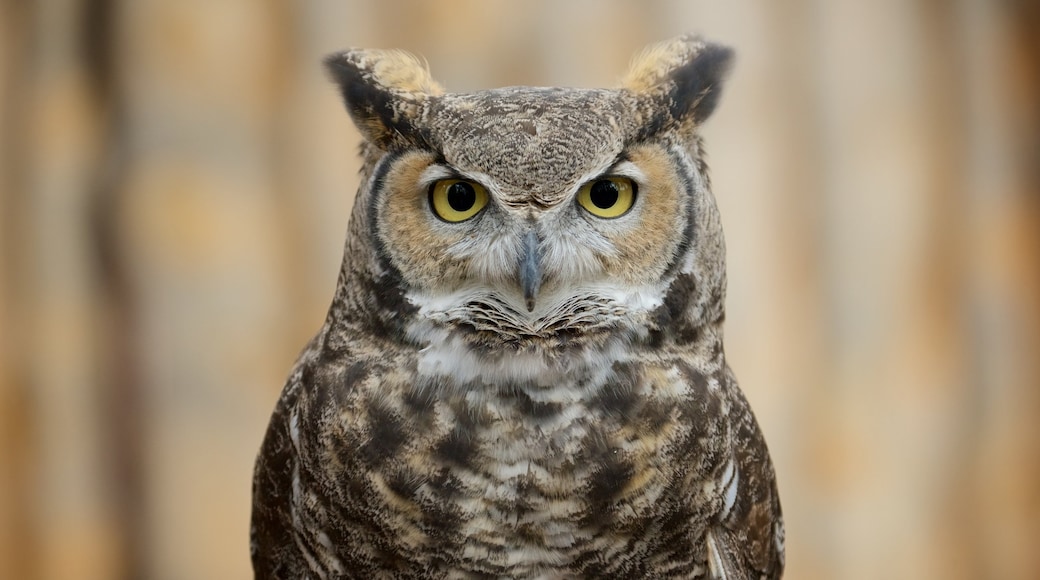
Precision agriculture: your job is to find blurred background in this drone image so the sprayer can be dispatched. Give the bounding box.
[1,1,1038,578]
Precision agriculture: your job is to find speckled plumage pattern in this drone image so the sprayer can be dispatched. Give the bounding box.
[252,34,784,579]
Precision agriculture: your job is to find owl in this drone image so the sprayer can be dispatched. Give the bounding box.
[251,34,784,579]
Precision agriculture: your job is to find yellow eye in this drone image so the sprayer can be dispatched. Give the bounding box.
[429,179,489,222]
[576,177,636,219]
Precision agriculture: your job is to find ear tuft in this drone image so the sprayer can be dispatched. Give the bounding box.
[623,35,706,94]
[351,49,444,96]
[623,34,734,130]
[324,49,443,149]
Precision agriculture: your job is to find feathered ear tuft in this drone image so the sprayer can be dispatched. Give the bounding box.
[324,49,444,150]
[622,34,734,135]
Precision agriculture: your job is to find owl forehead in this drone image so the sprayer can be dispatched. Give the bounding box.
[430,88,631,205]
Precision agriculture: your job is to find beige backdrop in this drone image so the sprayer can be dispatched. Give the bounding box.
[2,1,1038,579]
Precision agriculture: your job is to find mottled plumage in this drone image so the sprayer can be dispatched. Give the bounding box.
[252,34,784,579]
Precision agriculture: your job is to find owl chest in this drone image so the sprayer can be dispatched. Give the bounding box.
[404,384,604,537]
[331,361,704,573]
[403,391,631,571]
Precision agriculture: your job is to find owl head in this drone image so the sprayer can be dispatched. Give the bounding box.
[324,35,733,357]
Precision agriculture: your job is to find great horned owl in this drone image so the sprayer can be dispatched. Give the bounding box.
[251,34,784,579]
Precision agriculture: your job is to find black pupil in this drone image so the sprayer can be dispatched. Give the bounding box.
[447,182,476,212]
[589,180,619,209]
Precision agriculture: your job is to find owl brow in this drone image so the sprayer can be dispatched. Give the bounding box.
[611,150,632,168]
[420,166,489,191]
[570,152,633,193]
[589,151,630,180]
[418,164,502,200]
[606,161,646,182]
[587,153,646,188]
[417,164,459,189]
[607,151,651,180]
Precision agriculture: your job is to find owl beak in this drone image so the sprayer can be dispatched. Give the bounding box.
[520,230,541,312]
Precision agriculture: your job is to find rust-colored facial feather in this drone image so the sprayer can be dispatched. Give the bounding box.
[597,144,688,285]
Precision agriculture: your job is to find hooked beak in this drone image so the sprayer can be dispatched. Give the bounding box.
[519,230,541,312]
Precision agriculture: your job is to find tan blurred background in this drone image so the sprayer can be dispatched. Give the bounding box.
[1,1,1039,579]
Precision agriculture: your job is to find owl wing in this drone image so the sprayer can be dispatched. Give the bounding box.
[704,373,785,580]
[251,371,306,580]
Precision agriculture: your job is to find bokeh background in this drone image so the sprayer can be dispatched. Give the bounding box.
[2,1,1039,578]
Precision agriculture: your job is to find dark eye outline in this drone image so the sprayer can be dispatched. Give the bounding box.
[576,176,637,219]
[428,179,490,223]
